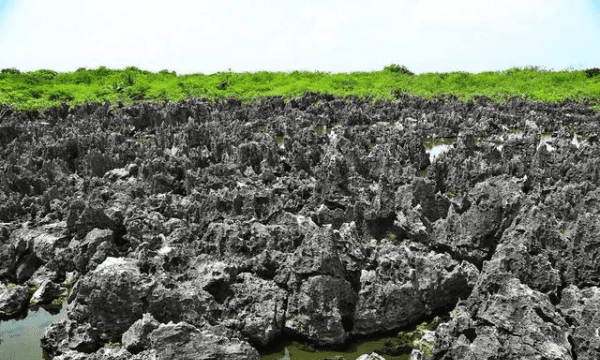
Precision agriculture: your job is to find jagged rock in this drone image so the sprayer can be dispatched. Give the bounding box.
[122,312,160,354]
[104,164,138,181]
[66,201,115,238]
[29,279,65,306]
[68,257,156,342]
[51,348,133,360]
[71,228,117,274]
[0,283,30,318]
[222,272,287,346]
[352,242,478,336]
[356,353,387,360]
[432,175,524,266]
[145,321,260,360]
[2,93,600,358]
[558,285,600,360]
[285,274,357,345]
[41,318,102,356]
[433,278,573,360]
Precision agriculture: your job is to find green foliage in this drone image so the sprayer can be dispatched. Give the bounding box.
[314,125,325,135]
[446,189,458,198]
[584,67,600,78]
[393,316,444,359]
[1,67,20,74]
[275,135,285,145]
[385,231,398,243]
[384,64,414,75]
[28,282,40,294]
[0,65,597,113]
[104,341,124,349]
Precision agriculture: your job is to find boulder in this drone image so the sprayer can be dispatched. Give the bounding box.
[433,278,573,360]
[29,279,65,306]
[41,318,102,356]
[72,228,117,274]
[352,242,478,335]
[558,285,600,360]
[285,274,357,345]
[0,283,30,318]
[122,312,160,354]
[146,321,260,360]
[68,257,156,342]
[222,272,287,346]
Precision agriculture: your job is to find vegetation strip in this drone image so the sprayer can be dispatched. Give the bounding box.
[0,64,599,113]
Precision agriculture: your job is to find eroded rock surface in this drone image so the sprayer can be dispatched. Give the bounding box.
[0,94,597,358]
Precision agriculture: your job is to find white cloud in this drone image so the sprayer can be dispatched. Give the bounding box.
[0,0,597,74]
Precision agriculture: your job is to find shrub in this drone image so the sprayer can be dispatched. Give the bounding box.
[384,64,414,75]
[584,67,600,78]
[29,69,58,82]
[1,67,20,74]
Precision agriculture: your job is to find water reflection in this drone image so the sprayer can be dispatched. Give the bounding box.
[0,302,67,360]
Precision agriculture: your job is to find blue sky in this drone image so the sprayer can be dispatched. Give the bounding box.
[0,0,598,75]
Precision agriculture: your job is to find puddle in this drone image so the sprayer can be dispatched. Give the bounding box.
[260,334,410,360]
[0,302,68,360]
[423,137,456,163]
[426,144,454,162]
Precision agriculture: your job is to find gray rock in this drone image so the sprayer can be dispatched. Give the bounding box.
[285,274,357,345]
[433,278,573,360]
[433,175,524,266]
[41,318,101,356]
[72,228,117,274]
[148,321,260,360]
[352,242,478,335]
[558,285,600,360]
[122,313,160,354]
[66,201,115,238]
[222,272,287,346]
[30,279,65,306]
[0,283,30,318]
[68,257,156,342]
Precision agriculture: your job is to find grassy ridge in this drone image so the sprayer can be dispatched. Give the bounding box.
[0,64,599,113]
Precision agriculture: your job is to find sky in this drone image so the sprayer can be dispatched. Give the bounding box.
[0,0,598,75]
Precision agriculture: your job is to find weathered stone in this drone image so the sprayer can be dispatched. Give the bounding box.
[41,318,102,356]
[0,283,30,318]
[30,279,65,306]
[558,285,600,360]
[222,272,287,346]
[433,278,573,360]
[122,313,160,354]
[72,228,117,274]
[68,257,156,342]
[148,321,260,360]
[352,242,478,335]
[285,275,357,345]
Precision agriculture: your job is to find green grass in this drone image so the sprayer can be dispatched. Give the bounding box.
[0,65,598,113]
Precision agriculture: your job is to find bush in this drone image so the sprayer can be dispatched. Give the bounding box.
[384,64,414,75]
[584,68,600,78]
[29,69,58,81]
[159,69,177,76]
[1,67,20,75]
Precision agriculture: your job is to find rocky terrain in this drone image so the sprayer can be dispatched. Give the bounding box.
[0,92,599,359]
